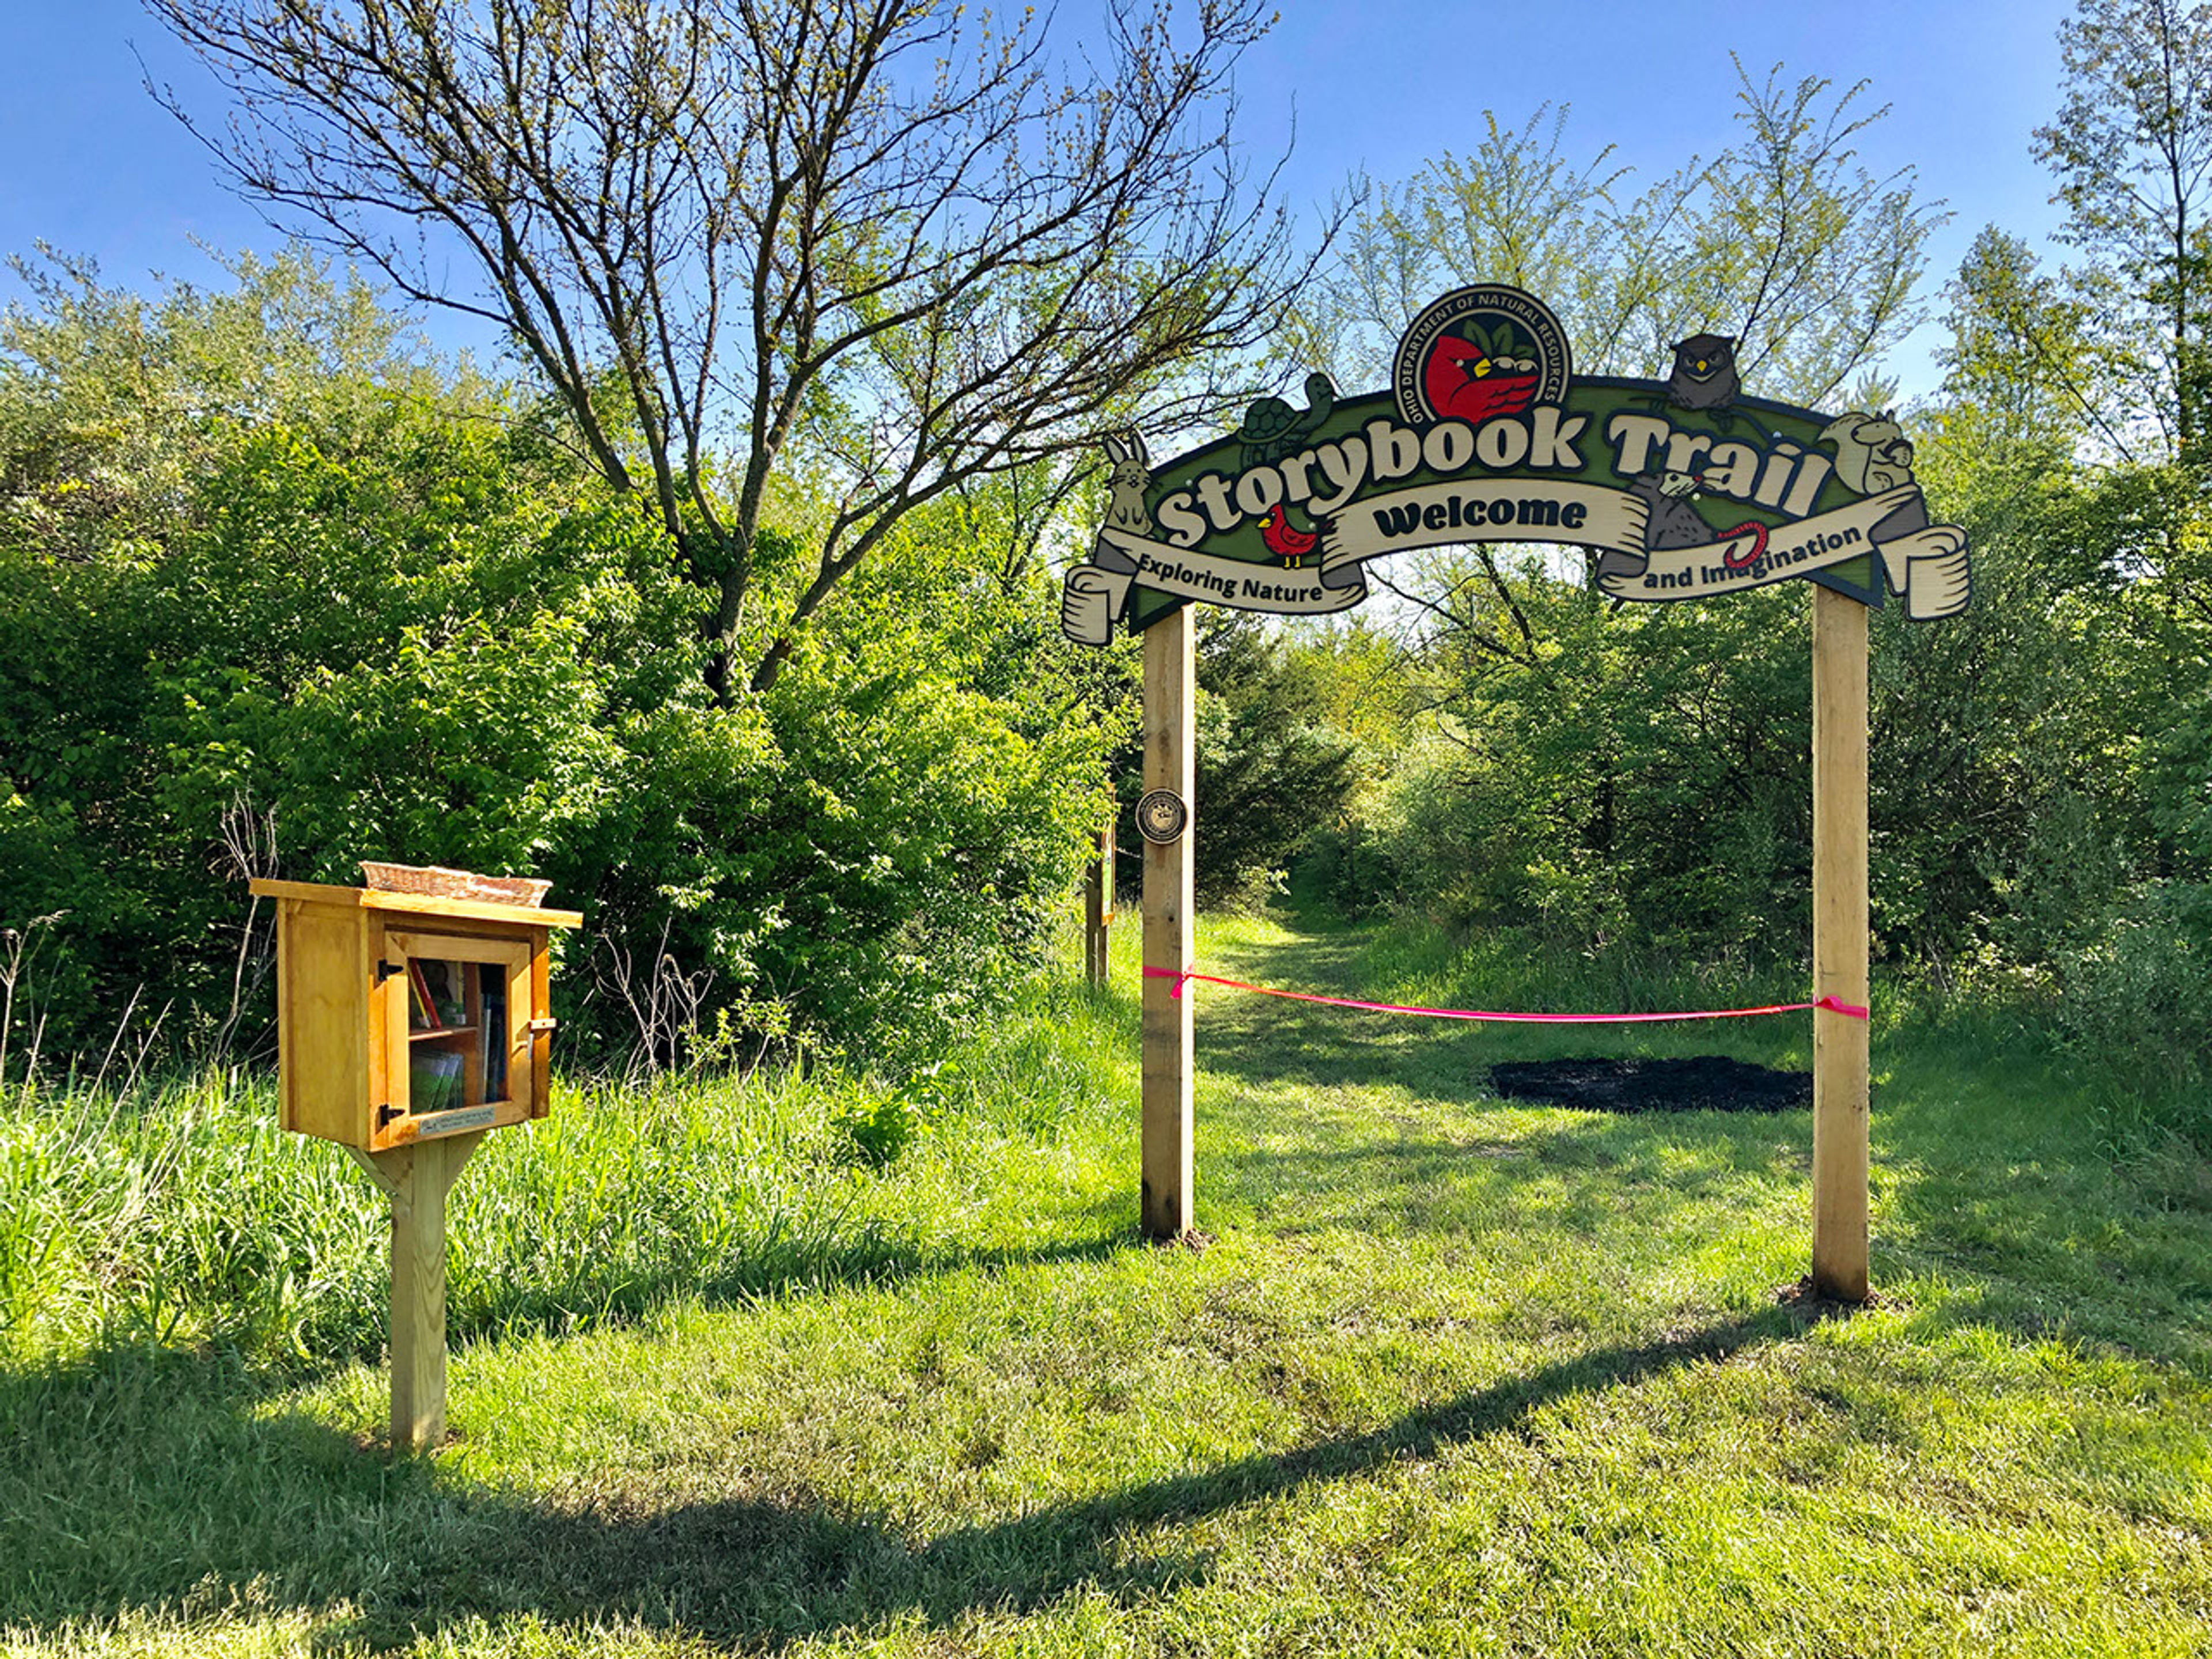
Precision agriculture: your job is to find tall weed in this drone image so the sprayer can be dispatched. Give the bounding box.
[0,955,1131,1374]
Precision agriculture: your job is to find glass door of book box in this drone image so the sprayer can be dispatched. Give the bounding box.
[380,930,534,1146]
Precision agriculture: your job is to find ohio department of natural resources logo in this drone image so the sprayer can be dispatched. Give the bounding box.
[1393,285,1574,428]
[1135,789,1190,846]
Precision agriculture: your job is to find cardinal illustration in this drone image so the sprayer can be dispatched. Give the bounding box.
[1256,503,1327,566]
[1423,331,1540,424]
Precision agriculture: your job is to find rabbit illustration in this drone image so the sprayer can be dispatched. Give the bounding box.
[1091,430,1153,573]
[1104,431,1152,533]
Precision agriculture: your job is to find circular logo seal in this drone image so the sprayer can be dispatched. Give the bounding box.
[1393,285,1573,427]
[1135,789,1190,846]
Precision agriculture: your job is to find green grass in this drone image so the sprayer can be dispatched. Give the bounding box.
[3,911,2210,1656]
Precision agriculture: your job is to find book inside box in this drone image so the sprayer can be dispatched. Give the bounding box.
[405,957,511,1113]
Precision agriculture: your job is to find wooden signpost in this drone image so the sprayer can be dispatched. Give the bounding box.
[251,869,579,1451]
[1062,283,1971,1291]
[1139,609,1196,1241]
[1811,588,1872,1300]
[1084,824,1114,988]
[345,1131,482,1449]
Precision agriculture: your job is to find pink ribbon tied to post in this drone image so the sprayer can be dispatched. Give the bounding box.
[1142,964,1868,1023]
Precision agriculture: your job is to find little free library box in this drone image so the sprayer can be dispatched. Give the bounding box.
[249,877,582,1153]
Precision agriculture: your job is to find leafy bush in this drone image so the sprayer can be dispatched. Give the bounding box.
[0,251,1119,1069]
[1344,574,1813,968]
[2050,881,2212,1093]
[1188,616,1362,910]
[1104,613,1361,912]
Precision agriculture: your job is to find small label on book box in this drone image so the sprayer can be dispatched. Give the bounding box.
[414,1105,496,1139]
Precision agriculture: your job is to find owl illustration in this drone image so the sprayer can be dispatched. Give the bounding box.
[1666,334,1740,412]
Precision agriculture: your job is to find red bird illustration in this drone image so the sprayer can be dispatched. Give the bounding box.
[1256,503,1325,566]
[1423,332,1540,423]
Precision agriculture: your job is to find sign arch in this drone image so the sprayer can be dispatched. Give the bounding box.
[1065,285,1968,645]
[1060,286,1969,1302]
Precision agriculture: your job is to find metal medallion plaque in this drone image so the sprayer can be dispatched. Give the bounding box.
[1136,789,1190,846]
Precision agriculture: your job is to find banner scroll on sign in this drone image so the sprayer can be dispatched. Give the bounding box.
[1593,486,1971,618]
[1058,284,1971,642]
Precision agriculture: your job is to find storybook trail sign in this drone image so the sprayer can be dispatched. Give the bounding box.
[1065,285,1971,1302]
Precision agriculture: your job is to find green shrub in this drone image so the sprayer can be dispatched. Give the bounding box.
[2046,882,2212,1148]
[0,252,1119,1070]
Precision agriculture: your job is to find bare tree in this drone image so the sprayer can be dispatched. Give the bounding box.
[1284,62,1940,410]
[2035,0,2212,465]
[146,0,1315,698]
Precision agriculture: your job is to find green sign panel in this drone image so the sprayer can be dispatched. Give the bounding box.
[1062,286,1969,644]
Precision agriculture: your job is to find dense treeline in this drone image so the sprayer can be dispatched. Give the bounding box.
[2,0,2207,1148]
[0,252,1128,1067]
[1209,3,2212,1135]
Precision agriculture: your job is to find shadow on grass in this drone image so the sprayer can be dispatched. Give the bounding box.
[8,915,2205,1649]
[1204,918,2211,1378]
[1213,1116,1806,1244]
[449,1222,1146,1358]
[0,1306,1802,1652]
[2,1219,1150,1422]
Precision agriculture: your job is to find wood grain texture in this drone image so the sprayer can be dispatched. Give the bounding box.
[1811,586,1871,1301]
[528,927,552,1118]
[369,915,400,1145]
[276,900,370,1144]
[264,897,550,1151]
[1141,607,1196,1241]
[375,930,535,1149]
[251,877,581,930]
[275,899,294,1130]
[376,1130,483,1453]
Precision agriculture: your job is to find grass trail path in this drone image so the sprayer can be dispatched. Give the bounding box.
[5,911,2210,1656]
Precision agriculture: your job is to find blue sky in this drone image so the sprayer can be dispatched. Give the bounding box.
[2,0,2077,399]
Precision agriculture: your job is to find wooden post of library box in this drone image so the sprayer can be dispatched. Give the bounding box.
[250,877,581,1453]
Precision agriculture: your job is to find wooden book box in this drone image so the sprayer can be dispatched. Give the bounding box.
[250,880,583,1152]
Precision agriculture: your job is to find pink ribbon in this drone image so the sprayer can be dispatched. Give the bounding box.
[1142,965,1869,1023]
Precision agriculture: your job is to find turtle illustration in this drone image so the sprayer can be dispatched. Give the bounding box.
[1237,372,1336,469]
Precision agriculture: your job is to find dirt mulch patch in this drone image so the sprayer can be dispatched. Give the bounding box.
[1488,1055,1810,1114]
[1774,1273,1900,1319]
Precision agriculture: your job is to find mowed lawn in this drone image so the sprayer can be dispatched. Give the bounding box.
[6,914,2210,1656]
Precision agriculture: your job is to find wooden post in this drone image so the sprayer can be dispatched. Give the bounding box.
[1085,824,1113,987]
[1142,607,1195,1240]
[356,1130,484,1452]
[1811,585,1870,1301]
